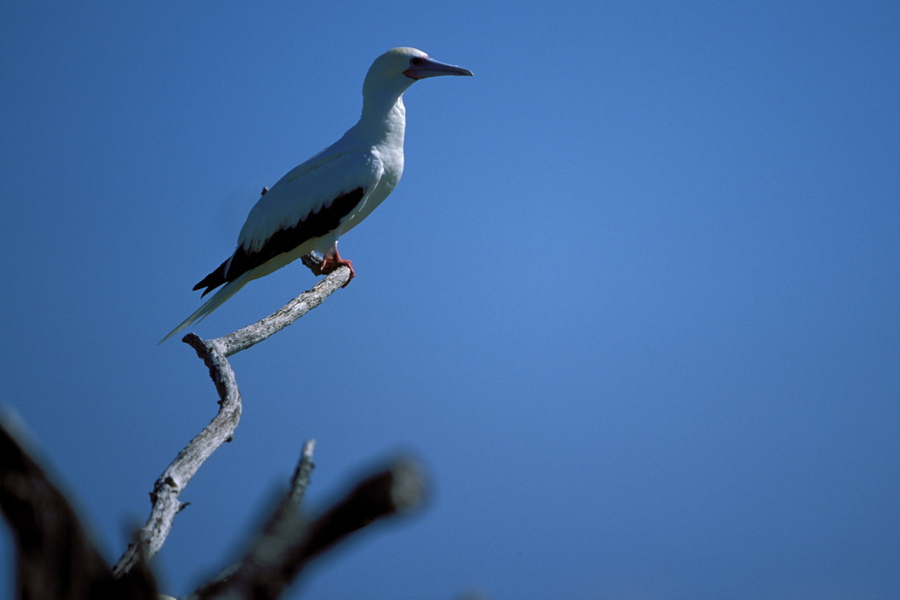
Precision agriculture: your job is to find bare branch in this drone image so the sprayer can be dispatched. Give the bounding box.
[214,265,351,356]
[112,335,242,577]
[114,268,348,577]
[294,457,425,564]
[0,416,157,600]
[190,440,317,598]
[190,457,426,600]
[285,439,317,511]
[4,262,427,599]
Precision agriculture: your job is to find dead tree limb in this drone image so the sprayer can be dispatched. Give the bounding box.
[0,416,157,600]
[289,457,425,566]
[4,262,427,599]
[215,264,351,356]
[189,439,318,598]
[111,333,242,578]
[112,266,349,578]
[190,456,426,600]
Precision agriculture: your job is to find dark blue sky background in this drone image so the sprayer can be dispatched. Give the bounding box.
[2,2,899,598]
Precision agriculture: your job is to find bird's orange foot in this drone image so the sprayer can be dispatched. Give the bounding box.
[319,252,355,287]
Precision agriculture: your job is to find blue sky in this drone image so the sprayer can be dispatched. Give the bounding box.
[2,1,899,598]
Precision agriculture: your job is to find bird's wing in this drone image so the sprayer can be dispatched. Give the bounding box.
[238,148,383,254]
[160,272,253,343]
[191,147,384,296]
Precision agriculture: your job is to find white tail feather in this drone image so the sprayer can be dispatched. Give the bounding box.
[159,272,252,344]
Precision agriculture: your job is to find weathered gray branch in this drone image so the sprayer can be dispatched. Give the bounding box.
[112,333,243,578]
[112,266,349,578]
[216,264,351,356]
[3,262,427,599]
[284,439,317,512]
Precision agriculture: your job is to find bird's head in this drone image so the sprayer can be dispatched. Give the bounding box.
[363,47,473,98]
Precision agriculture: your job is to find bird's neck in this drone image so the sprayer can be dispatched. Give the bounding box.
[356,90,407,148]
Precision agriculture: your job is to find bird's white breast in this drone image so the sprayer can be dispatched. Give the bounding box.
[339,98,407,233]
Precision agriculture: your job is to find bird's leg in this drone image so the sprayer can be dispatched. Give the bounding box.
[319,246,355,286]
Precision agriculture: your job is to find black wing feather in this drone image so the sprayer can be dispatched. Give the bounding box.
[193,187,366,296]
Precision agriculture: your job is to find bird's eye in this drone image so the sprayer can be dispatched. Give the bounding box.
[410,57,425,66]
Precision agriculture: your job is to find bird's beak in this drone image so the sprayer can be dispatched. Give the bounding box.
[404,57,474,80]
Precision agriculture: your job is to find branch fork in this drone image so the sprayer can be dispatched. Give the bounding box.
[2,263,426,599]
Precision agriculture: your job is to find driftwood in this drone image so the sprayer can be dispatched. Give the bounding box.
[1,262,427,599]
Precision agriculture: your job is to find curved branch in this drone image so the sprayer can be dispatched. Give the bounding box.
[113,267,348,578]
[6,261,425,599]
[112,335,242,577]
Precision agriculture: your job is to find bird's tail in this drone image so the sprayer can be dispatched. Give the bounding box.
[159,272,252,344]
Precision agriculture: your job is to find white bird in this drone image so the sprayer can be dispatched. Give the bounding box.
[161,47,472,343]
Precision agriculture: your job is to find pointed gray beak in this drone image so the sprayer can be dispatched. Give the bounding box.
[404,57,474,80]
